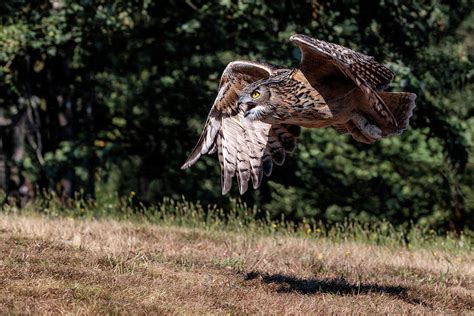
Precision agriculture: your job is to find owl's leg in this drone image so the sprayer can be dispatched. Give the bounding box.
[351,113,382,142]
[344,121,373,144]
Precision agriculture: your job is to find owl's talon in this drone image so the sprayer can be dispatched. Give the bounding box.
[351,113,382,141]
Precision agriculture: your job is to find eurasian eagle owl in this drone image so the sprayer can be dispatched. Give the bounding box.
[182,34,416,194]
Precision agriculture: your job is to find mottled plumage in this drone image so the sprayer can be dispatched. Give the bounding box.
[182,34,416,194]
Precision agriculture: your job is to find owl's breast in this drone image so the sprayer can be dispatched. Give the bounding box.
[273,87,352,127]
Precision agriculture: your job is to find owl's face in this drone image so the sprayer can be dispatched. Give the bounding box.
[238,83,274,121]
[238,69,302,123]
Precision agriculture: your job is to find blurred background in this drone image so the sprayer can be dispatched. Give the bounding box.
[0,0,472,231]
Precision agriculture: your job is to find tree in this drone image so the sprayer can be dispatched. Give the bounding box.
[0,0,472,230]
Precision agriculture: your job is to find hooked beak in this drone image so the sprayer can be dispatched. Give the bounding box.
[237,96,258,117]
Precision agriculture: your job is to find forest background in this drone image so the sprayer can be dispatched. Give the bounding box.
[0,0,472,231]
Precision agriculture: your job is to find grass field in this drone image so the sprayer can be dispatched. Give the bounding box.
[1,209,473,314]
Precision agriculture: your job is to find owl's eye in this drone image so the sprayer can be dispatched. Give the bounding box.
[251,90,261,99]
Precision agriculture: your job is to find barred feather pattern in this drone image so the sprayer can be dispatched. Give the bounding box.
[215,114,300,194]
[290,34,398,128]
[378,92,417,135]
[332,92,416,139]
[291,34,394,91]
[183,35,415,195]
[180,107,221,169]
[218,113,300,194]
[182,60,300,195]
[181,61,275,170]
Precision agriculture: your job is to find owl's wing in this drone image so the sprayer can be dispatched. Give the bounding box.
[290,34,398,128]
[181,61,300,195]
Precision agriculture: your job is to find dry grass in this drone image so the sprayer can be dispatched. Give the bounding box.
[0,213,473,314]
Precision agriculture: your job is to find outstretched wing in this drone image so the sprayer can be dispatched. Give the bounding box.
[181,61,300,195]
[290,34,397,128]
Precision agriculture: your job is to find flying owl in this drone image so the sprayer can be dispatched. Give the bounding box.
[182,34,416,195]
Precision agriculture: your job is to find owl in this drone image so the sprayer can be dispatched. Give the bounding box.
[182,34,416,194]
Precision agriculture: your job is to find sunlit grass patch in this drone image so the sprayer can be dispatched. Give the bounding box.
[2,193,471,254]
[0,213,472,314]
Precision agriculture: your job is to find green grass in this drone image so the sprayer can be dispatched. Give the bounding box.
[2,192,472,254]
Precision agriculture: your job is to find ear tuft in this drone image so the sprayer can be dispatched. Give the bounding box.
[290,69,311,85]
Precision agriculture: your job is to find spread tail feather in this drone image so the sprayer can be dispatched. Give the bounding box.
[378,92,416,135]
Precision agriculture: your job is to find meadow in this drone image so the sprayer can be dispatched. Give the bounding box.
[1,198,472,314]
[1,2,473,313]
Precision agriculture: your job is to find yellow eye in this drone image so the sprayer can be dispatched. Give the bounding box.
[251,90,261,99]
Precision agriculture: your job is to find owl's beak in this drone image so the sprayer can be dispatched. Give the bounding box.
[237,96,257,115]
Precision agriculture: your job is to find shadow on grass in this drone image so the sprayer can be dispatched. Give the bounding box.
[244,271,431,308]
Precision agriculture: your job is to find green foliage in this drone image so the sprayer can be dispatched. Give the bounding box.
[0,1,472,230]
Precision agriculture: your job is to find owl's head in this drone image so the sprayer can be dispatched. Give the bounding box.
[238,82,273,121]
[238,69,307,122]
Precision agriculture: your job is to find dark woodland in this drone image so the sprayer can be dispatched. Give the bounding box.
[0,0,473,231]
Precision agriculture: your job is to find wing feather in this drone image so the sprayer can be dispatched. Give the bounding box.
[220,116,240,194]
[181,107,221,169]
[267,130,286,166]
[182,61,300,194]
[236,144,251,194]
[290,34,398,128]
[243,119,270,189]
